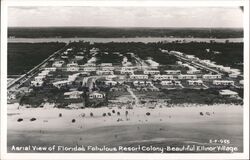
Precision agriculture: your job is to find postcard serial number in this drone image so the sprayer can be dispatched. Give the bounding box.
[209,139,230,144]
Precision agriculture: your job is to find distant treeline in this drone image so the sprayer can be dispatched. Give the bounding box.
[8,27,243,38]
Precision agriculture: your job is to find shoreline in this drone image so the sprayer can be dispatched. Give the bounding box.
[7,103,243,153]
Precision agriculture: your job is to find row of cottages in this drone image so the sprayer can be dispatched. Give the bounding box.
[213,80,234,86]
[200,59,233,74]
[161,80,181,86]
[153,75,174,80]
[178,74,197,80]
[133,81,152,86]
[89,91,106,99]
[64,91,83,99]
[130,74,149,80]
[67,62,79,72]
[53,80,71,89]
[164,70,181,75]
[52,60,64,68]
[143,70,160,75]
[96,70,114,75]
[202,74,222,79]
[187,80,203,86]
[31,69,52,87]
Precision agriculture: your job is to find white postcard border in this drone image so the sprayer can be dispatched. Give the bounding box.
[1,0,249,159]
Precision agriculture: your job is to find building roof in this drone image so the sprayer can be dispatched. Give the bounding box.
[64,91,83,96]
[219,90,238,96]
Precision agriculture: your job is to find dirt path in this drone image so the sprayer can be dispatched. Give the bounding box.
[126,85,139,105]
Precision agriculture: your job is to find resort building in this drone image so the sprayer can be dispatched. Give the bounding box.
[153,75,174,80]
[169,51,184,56]
[34,75,45,82]
[64,91,83,99]
[75,55,84,60]
[68,73,80,82]
[178,74,197,80]
[89,92,105,99]
[102,66,115,71]
[213,80,234,86]
[161,80,181,86]
[219,90,238,98]
[104,80,117,86]
[187,69,201,74]
[44,67,57,72]
[83,63,96,67]
[187,80,203,86]
[121,66,135,71]
[53,80,71,89]
[176,61,183,65]
[52,60,64,67]
[96,70,114,75]
[67,66,79,72]
[202,74,222,79]
[130,74,149,80]
[239,80,244,85]
[61,56,69,59]
[100,63,112,67]
[143,70,160,75]
[229,73,239,78]
[185,54,195,59]
[133,81,152,86]
[164,70,181,75]
[120,70,134,75]
[38,70,50,76]
[31,81,44,87]
[83,67,96,72]
[67,62,79,67]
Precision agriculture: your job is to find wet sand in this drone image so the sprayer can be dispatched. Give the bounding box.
[7,104,243,153]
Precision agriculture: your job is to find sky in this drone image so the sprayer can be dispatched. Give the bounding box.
[8,6,243,28]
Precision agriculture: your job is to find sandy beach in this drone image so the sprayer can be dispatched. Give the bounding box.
[7,104,243,153]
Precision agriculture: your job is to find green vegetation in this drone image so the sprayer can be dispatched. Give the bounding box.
[161,88,242,105]
[8,27,243,38]
[91,42,178,65]
[157,42,243,71]
[8,42,66,75]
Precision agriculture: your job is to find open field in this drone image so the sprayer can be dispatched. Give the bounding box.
[7,104,243,153]
[8,42,66,75]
